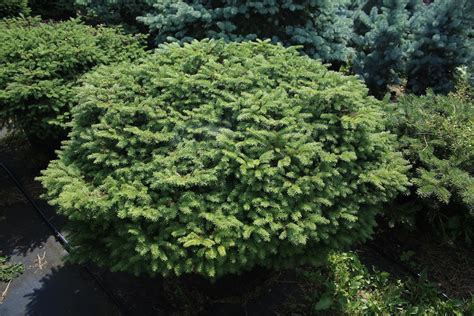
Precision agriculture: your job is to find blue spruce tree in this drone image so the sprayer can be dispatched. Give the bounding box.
[406,0,473,94]
[353,0,413,98]
[138,0,354,65]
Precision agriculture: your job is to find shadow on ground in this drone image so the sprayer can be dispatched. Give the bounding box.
[0,137,60,257]
[89,265,300,315]
[1,141,119,316]
[0,193,119,315]
[23,263,120,316]
[0,200,59,258]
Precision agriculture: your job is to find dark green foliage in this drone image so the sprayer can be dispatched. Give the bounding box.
[28,0,75,20]
[353,0,410,98]
[75,0,153,33]
[27,0,151,30]
[39,40,409,278]
[0,0,29,18]
[296,251,473,314]
[138,0,354,64]
[406,0,474,94]
[386,91,474,243]
[0,256,24,282]
[0,17,146,141]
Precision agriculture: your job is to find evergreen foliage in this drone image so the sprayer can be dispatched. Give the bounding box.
[0,17,146,142]
[28,0,76,20]
[39,40,409,278]
[353,0,410,98]
[0,0,29,18]
[406,0,474,94]
[75,0,153,33]
[386,90,474,243]
[138,0,354,65]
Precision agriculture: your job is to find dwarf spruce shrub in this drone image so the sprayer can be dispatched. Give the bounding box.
[40,40,409,278]
[0,17,145,143]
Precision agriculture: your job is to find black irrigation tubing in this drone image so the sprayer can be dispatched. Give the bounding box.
[0,162,70,250]
[0,162,130,315]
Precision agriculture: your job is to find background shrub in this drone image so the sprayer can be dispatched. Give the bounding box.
[0,0,29,18]
[28,0,75,20]
[22,1,472,97]
[39,40,409,278]
[75,0,152,33]
[350,0,473,97]
[406,0,473,94]
[386,90,474,243]
[352,0,410,98]
[138,0,354,65]
[0,17,146,145]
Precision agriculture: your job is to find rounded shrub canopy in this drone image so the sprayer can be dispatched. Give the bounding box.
[40,40,409,277]
[0,17,145,140]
